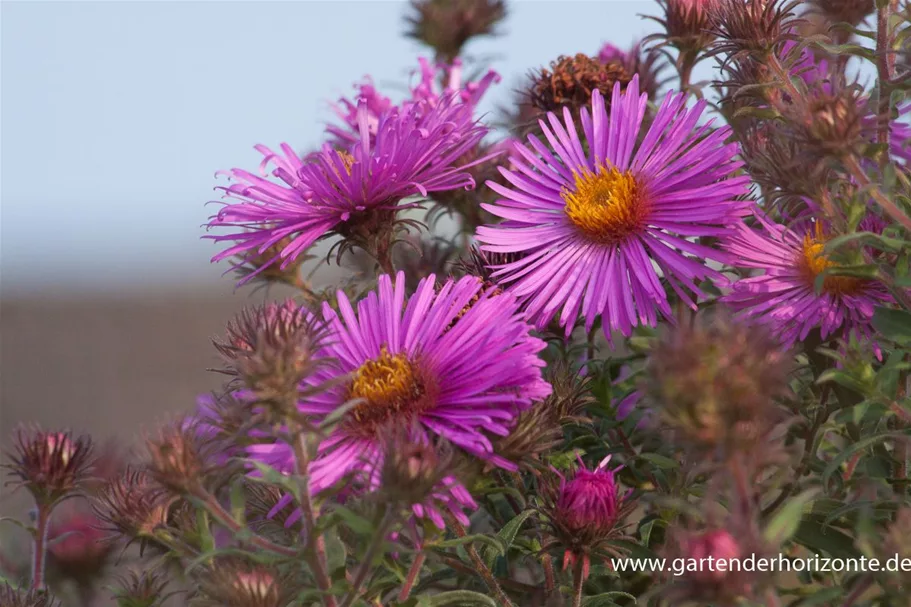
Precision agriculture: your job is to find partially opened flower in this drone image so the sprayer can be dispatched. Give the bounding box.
[476,77,750,339]
[541,455,633,580]
[722,212,893,348]
[248,272,550,527]
[207,96,491,282]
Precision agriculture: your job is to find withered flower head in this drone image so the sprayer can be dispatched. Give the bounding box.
[644,310,792,455]
[652,0,717,53]
[214,300,325,405]
[708,0,801,59]
[379,423,454,506]
[4,426,94,506]
[192,558,294,607]
[91,467,172,548]
[541,456,633,581]
[405,0,506,62]
[809,0,874,28]
[0,584,61,607]
[145,421,215,495]
[110,569,172,607]
[493,363,593,469]
[529,54,633,115]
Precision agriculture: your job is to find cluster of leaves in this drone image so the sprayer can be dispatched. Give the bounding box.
[3,1,911,606]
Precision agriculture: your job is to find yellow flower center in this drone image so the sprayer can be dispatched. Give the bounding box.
[562,166,648,244]
[347,347,433,436]
[799,224,865,296]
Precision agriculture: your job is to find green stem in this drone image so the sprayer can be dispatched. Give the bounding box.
[340,508,396,607]
[451,520,516,607]
[572,557,585,607]
[30,504,50,590]
[289,424,337,607]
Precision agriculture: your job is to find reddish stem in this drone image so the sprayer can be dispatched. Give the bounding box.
[398,551,426,602]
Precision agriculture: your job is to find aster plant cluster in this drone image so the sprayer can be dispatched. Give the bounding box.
[4,1,911,606]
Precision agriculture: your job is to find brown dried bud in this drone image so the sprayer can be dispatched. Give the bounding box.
[215,301,324,406]
[644,310,791,455]
[530,54,633,115]
[91,468,172,545]
[3,427,94,506]
[493,364,593,470]
[111,569,172,607]
[405,0,506,62]
[193,558,295,607]
[245,483,301,541]
[0,584,61,607]
[809,0,874,28]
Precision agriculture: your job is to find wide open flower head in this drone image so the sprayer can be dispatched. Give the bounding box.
[248,272,551,528]
[207,96,491,284]
[476,76,750,340]
[722,211,894,349]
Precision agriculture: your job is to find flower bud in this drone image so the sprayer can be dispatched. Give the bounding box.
[379,424,453,506]
[91,468,172,549]
[46,504,113,585]
[405,0,506,62]
[541,456,631,580]
[3,427,94,507]
[110,570,171,607]
[644,311,791,455]
[215,301,324,408]
[709,0,799,58]
[810,0,874,29]
[232,234,310,288]
[145,421,213,495]
[684,530,742,583]
[193,558,294,607]
[0,583,61,607]
[656,0,716,52]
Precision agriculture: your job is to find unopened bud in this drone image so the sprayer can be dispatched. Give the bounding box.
[405,0,506,62]
[3,427,94,507]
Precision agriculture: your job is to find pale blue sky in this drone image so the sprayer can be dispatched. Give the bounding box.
[1,0,693,294]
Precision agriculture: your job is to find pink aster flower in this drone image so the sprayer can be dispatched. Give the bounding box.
[207,96,490,283]
[248,272,551,528]
[722,211,894,348]
[328,57,500,146]
[476,76,750,339]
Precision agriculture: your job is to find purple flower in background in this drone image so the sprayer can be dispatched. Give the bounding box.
[722,211,893,348]
[476,77,750,339]
[207,96,490,283]
[328,57,500,146]
[249,272,550,527]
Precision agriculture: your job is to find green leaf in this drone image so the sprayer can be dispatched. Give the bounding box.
[0,517,35,535]
[240,458,301,502]
[822,431,911,489]
[425,590,498,606]
[764,489,819,545]
[432,534,506,557]
[793,587,843,606]
[497,510,535,551]
[325,506,375,536]
[583,591,637,607]
[546,448,586,471]
[872,307,911,345]
[229,478,246,526]
[825,231,907,254]
[324,527,347,573]
[637,453,679,469]
[793,519,861,560]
